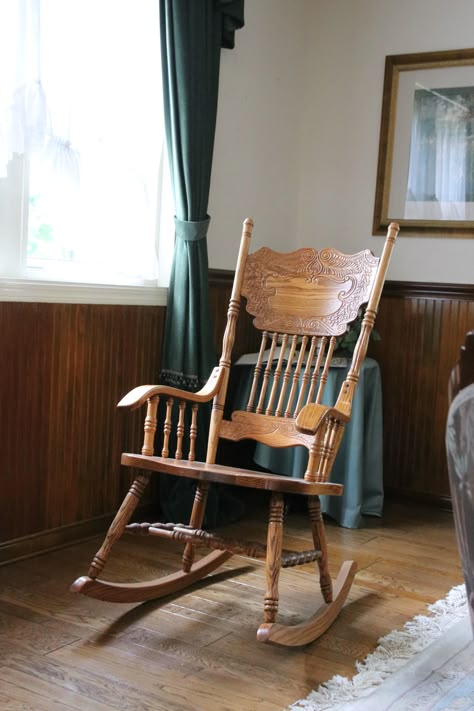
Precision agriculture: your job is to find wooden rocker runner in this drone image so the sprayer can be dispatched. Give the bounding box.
[72,219,399,646]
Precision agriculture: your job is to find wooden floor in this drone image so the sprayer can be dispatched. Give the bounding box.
[0,499,463,710]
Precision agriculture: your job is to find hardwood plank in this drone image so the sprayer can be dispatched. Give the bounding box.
[0,678,78,711]
[49,636,204,677]
[51,644,282,711]
[0,501,465,710]
[0,668,116,711]
[120,607,233,646]
[115,625,318,698]
[360,535,462,574]
[0,661,171,711]
[0,611,80,654]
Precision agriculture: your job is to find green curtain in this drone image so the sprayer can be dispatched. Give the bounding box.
[158,0,244,526]
[160,0,244,391]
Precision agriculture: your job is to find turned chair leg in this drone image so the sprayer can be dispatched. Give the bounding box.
[308,495,333,603]
[88,473,151,579]
[263,491,284,623]
[182,482,210,572]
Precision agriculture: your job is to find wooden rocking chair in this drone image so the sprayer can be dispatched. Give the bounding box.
[72,219,399,646]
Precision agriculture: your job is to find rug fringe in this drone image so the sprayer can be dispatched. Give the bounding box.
[290,584,467,710]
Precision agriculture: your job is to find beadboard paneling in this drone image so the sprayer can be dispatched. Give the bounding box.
[369,282,474,502]
[0,302,165,548]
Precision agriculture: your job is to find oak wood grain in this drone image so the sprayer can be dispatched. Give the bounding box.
[0,500,463,710]
[120,453,344,495]
[242,246,381,336]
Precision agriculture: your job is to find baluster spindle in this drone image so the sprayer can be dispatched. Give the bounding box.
[304,430,325,482]
[307,337,327,404]
[188,404,198,461]
[316,336,336,404]
[162,398,173,458]
[275,335,299,417]
[266,333,288,415]
[247,332,268,412]
[285,336,308,418]
[294,336,318,416]
[317,419,343,482]
[142,396,159,456]
[175,400,186,460]
[256,332,278,414]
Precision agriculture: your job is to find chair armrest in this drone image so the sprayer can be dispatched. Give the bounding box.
[295,403,350,435]
[117,367,224,410]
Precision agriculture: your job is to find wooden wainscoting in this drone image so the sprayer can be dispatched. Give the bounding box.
[369,282,474,504]
[210,271,474,504]
[0,302,165,564]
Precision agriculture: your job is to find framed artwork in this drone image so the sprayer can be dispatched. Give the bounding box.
[373,48,474,236]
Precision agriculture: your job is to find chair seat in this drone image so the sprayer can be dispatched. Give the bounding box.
[121,453,344,496]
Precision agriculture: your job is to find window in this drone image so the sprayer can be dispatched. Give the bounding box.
[0,0,171,304]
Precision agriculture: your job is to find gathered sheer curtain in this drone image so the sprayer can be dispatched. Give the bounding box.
[406,87,473,222]
[0,0,171,288]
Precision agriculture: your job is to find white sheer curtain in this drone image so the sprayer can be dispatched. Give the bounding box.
[406,88,470,221]
[434,103,468,206]
[0,0,67,177]
[0,0,166,285]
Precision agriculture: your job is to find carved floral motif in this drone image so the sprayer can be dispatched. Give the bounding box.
[242,247,379,336]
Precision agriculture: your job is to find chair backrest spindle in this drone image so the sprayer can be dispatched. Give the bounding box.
[315,336,337,404]
[275,334,299,417]
[256,332,279,414]
[306,337,327,405]
[265,333,289,415]
[294,336,318,415]
[247,331,269,412]
[285,336,309,418]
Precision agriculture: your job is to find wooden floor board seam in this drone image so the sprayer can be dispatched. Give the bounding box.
[0,501,463,710]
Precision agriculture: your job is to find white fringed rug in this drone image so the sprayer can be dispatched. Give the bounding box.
[291,585,474,710]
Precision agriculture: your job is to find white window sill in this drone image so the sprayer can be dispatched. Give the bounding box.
[0,278,168,306]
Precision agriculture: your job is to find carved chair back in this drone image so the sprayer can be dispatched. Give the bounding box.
[216,235,395,484]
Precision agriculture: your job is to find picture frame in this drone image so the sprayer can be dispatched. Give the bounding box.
[373,47,474,237]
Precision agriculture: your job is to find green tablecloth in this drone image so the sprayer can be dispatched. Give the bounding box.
[228,358,383,528]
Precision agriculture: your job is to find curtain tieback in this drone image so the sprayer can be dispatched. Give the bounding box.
[174,216,210,241]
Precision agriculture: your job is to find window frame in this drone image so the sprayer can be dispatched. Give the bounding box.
[0,0,171,305]
[0,154,168,305]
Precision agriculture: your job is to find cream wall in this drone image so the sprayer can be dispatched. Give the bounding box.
[208,0,313,264]
[208,0,474,283]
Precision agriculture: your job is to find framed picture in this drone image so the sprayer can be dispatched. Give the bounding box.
[373,48,474,237]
